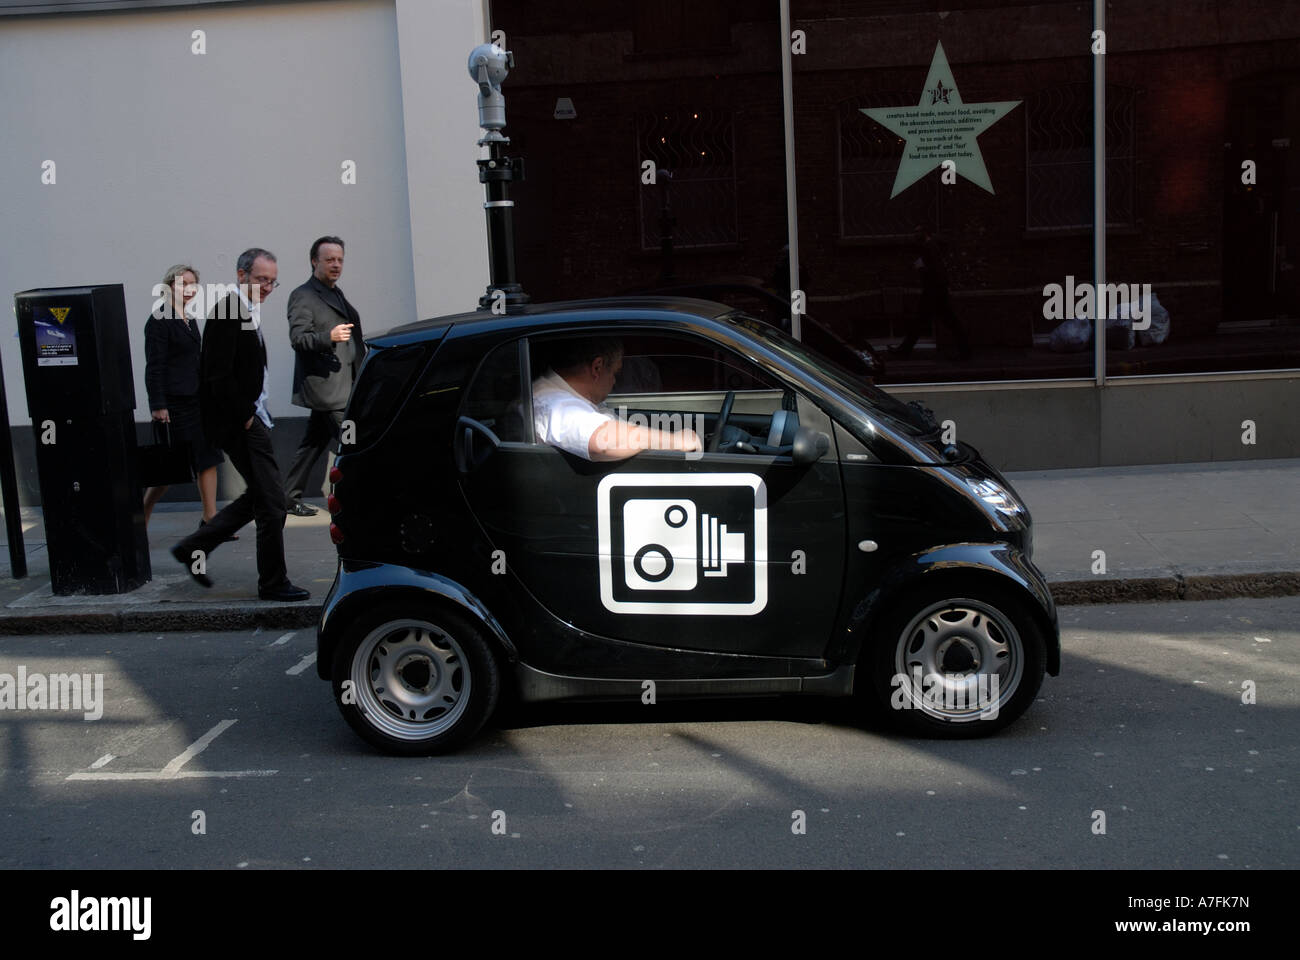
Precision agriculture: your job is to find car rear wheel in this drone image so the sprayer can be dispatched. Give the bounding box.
[866,582,1046,737]
[331,605,500,755]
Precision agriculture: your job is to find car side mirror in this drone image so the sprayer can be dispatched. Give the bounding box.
[791,426,829,465]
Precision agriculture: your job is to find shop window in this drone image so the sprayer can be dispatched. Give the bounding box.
[633,2,730,55]
[637,108,739,249]
[1026,81,1136,231]
[837,92,958,239]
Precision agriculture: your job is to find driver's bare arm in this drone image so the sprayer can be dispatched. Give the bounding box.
[588,421,702,461]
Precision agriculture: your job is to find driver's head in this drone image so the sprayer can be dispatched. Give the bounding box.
[552,337,624,404]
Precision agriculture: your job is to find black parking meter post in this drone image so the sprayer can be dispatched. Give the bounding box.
[477,141,529,311]
[0,347,28,578]
[14,285,150,595]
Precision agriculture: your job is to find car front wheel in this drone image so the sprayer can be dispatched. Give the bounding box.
[331,605,500,755]
[867,582,1046,737]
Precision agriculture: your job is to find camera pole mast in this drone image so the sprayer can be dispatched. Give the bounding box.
[469,43,529,311]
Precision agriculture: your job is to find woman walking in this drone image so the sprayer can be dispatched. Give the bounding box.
[142,263,230,535]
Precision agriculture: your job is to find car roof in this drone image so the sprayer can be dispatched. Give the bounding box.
[374,296,735,344]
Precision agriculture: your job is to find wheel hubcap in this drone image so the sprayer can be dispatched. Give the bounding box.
[893,598,1022,722]
[350,619,471,742]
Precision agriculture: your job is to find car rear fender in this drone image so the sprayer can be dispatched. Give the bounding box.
[843,542,1060,676]
[316,561,518,680]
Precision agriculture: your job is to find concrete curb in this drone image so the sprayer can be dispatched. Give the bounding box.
[0,604,319,636]
[1049,571,1300,606]
[0,571,1296,635]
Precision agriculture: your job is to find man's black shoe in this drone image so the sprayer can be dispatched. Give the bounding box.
[259,582,310,602]
[288,500,319,517]
[170,543,213,588]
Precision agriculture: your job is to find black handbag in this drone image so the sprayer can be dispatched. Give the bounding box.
[138,419,194,487]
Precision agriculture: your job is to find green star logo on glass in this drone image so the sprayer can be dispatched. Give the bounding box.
[861,41,1022,198]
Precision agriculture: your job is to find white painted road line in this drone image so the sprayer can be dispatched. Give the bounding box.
[270,631,297,647]
[160,719,237,776]
[286,652,317,676]
[66,718,277,782]
[67,769,278,781]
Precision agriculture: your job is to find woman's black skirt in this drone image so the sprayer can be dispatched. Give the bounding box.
[165,394,225,473]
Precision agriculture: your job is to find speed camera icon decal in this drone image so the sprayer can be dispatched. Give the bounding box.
[597,473,767,615]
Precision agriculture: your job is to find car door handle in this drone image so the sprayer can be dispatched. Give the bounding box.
[454,416,502,474]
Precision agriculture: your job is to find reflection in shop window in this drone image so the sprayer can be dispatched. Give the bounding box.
[1025,82,1136,231]
[632,2,729,54]
[637,108,739,249]
[838,93,957,239]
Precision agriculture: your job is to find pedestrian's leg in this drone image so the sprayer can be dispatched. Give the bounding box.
[321,409,345,497]
[322,449,337,498]
[197,466,218,523]
[894,303,923,356]
[243,421,290,591]
[283,410,330,504]
[898,292,934,357]
[195,429,256,544]
[143,485,168,526]
[172,430,255,582]
[938,292,971,358]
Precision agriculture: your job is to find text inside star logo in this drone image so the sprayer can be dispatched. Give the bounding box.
[861,41,1021,198]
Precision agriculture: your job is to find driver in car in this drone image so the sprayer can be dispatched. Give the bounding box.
[533,337,702,461]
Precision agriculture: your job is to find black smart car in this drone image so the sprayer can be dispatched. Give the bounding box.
[316,297,1059,754]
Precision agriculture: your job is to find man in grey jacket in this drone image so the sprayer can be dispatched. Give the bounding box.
[283,236,367,516]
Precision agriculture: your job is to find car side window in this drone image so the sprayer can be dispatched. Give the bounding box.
[529,329,796,456]
[460,340,528,442]
[609,331,784,409]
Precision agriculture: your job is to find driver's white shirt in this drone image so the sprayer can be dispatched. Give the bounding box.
[532,368,615,460]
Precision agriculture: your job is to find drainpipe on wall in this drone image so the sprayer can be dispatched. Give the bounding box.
[780,0,802,341]
[1093,0,1106,387]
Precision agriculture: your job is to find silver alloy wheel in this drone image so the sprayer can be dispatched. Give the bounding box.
[892,597,1023,723]
[350,619,471,742]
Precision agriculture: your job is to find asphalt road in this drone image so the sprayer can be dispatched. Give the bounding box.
[0,597,1296,869]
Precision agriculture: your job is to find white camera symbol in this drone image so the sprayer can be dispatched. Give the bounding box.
[596,473,768,616]
[623,499,697,591]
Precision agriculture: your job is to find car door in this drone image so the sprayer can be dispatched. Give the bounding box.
[456,326,847,661]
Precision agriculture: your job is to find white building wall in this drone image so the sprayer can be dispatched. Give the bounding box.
[0,0,489,429]
[396,0,493,320]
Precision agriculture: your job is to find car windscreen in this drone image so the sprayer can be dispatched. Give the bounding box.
[724,313,936,437]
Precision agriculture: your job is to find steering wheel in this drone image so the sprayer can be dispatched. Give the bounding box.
[708,391,735,453]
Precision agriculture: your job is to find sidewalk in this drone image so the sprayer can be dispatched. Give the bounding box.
[0,458,1296,634]
[1008,458,1299,604]
[0,500,337,635]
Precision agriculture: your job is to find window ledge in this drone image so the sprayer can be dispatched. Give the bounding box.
[835,235,916,247]
[1022,224,1142,240]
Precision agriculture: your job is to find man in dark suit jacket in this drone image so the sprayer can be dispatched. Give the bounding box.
[170,247,309,602]
[282,236,367,516]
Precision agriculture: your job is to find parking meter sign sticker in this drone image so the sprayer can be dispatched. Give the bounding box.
[34,306,78,367]
[598,473,767,615]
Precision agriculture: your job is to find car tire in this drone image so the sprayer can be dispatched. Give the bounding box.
[865,580,1046,738]
[331,603,500,755]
